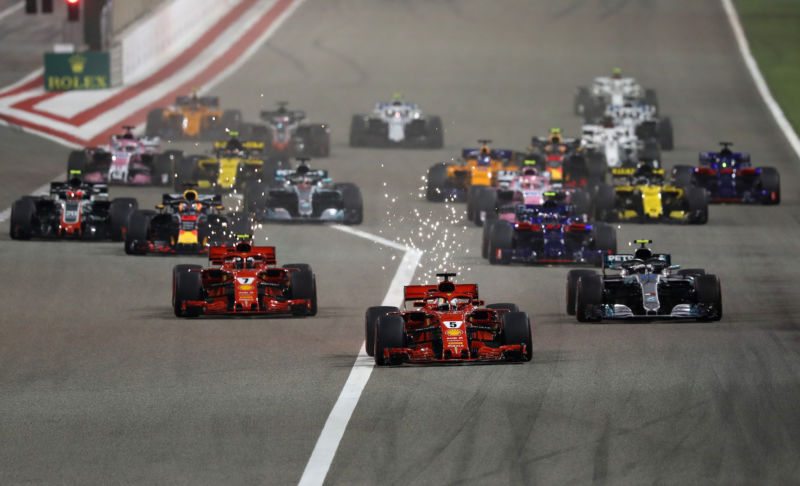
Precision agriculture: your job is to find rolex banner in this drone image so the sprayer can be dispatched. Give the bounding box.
[43,52,111,91]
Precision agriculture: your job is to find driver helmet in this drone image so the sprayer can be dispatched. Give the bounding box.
[612,67,622,79]
[634,247,653,261]
[436,297,450,311]
[233,256,245,269]
[296,164,310,175]
[245,256,255,269]
[549,129,563,145]
[522,167,537,176]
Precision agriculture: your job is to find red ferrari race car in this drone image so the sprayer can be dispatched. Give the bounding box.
[172,239,317,318]
[365,273,532,365]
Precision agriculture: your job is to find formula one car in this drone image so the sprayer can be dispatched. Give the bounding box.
[172,238,317,317]
[574,68,660,120]
[125,189,251,255]
[67,126,181,186]
[173,133,278,193]
[244,159,363,224]
[580,120,661,169]
[567,240,722,322]
[146,93,241,140]
[258,102,330,161]
[349,95,443,148]
[484,199,616,265]
[672,142,780,204]
[9,178,137,240]
[603,103,673,151]
[425,140,519,202]
[365,273,532,365]
[594,164,708,224]
[523,129,606,188]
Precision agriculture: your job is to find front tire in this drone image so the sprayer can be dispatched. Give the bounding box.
[365,306,399,357]
[501,311,533,361]
[374,314,406,366]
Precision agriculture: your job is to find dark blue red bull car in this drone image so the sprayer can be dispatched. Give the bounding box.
[671,142,780,204]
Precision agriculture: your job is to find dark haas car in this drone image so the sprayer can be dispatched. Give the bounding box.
[9,178,137,240]
[594,164,708,224]
[484,198,616,265]
[172,239,317,317]
[244,160,362,225]
[672,142,780,205]
[365,273,532,365]
[125,189,252,255]
[567,240,722,322]
[257,101,330,162]
[523,128,606,188]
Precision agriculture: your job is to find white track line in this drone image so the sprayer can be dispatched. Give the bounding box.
[722,0,800,160]
[298,227,422,486]
[0,1,22,23]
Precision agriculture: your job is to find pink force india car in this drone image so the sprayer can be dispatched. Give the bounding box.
[468,165,592,226]
[66,126,181,186]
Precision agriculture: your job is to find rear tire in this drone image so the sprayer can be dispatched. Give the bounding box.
[109,197,138,241]
[659,117,674,150]
[474,187,497,226]
[695,274,722,321]
[686,187,708,224]
[125,210,152,255]
[365,306,399,357]
[488,220,513,265]
[758,167,780,205]
[672,165,694,188]
[426,163,448,202]
[349,115,366,147]
[567,270,597,315]
[594,183,616,222]
[501,312,532,361]
[336,183,363,225]
[593,223,617,266]
[426,115,444,148]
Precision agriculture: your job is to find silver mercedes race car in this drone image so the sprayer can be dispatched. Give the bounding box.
[349,95,443,148]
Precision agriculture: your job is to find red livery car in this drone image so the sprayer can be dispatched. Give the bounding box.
[172,239,317,317]
[365,273,532,365]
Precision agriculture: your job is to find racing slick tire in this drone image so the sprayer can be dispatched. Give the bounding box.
[571,189,592,218]
[426,116,444,149]
[574,87,590,115]
[125,209,153,255]
[349,115,367,147]
[365,306,399,357]
[336,183,363,225]
[567,270,598,315]
[173,156,198,192]
[488,220,513,265]
[308,124,331,157]
[152,150,182,186]
[501,312,533,361]
[672,165,695,189]
[658,117,674,150]
[109,197,138,241]
[425,162,449,202]
[487,303,520,313]
[9,198,35,240]
[758,167,780,205]
[288,267,317,316]
[576,274,603,323]
[481,217,496,259]
[594,183,616,222]
[695,274,722,321]
[686,187,708,224]
[374,314,406,366]
[67,150,88,178]
[678,268,706,277]
[587,156,606,188]
[173,264,204,317]
[145,108,164,137]
[592,223,617,267]
[474,187,497,227]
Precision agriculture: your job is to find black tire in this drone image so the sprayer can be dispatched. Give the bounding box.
[686,187,708,224]
[152,150,182,186]
[173,156,198,192]
[678,268,706,277]
[173,265,203,317]
[145,108,164,137]
[659,117,674,150]
[288,267,317,316]
[9,198,35,240]
[67,150,88,178]
[109,197,138,241]
[587,156,606,188]
[488,220,513,265]
[574,87,590,115]
[374,314,406,366]
[567,270,597,315]
[570,189,591,217]
[426,163,448,202]
[594,183,616,221]
[672,165,695,188]
[481,218,494,259]
[593,223,617,266]
[309,124,330,157]
[365,306,399,357]
[501,311,533,361]
[695,274,722,321]
[466,185,481,221]
[576,275,603,322]
[645,88,659,113]
[758,167,780,205]
[125,210,152,255]
[349,115,366,147]
[487,303,519,313]
[335,183,363,225]
[426,115,444,148]
[473,187,497,227]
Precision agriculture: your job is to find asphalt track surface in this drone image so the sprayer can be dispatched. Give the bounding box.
[2,0,800,484]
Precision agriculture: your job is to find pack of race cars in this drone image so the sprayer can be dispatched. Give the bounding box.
[10,72,780,365]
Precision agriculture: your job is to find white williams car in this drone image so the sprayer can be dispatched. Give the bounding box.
[574,68,659,123]
[349,96,443,148]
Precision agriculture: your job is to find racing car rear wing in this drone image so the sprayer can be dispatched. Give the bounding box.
[209,245,276,266]
[50,181,108,197]
[404,283,479,301]
[213,141,265,151]
[611,167,665,176]
[603,253,671,270]
[176,95,218,107]
[161,193,222,205]
[461,148,514,161]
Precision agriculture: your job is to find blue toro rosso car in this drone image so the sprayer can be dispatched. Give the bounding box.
[671,142,780,204]
[483,199,617,266]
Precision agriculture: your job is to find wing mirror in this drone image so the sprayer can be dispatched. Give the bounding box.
[668,265,680,270]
